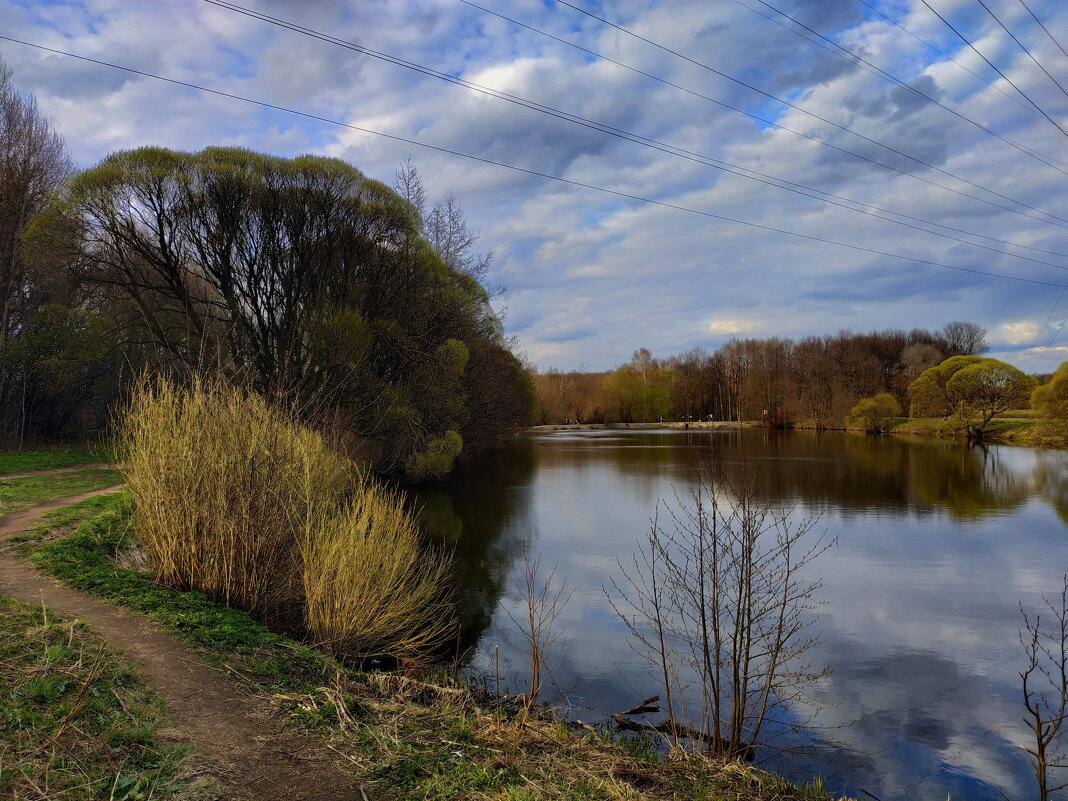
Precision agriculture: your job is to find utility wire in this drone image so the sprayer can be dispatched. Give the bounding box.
[1,34,1064,291]
[463,0,1068,234]
[975,0,1068,101]
[203,0,1068,270]
[918,0,1068,139]
[1017,0,1068,63]
[1026,279,1068,372]
[736,0,1068,151]
[556,0,1068,175]
[855,0,1048,123]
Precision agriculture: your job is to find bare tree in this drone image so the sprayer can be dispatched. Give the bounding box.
[1020,577,1068,801]
[609,455,832,759]
[0,60,74,444]
[391,155,427,225]
[503,556,571,717]
[942,321,989,356]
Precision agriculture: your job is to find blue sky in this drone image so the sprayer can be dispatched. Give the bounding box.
[2,0,1067,372]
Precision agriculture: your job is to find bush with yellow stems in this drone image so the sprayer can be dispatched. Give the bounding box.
[300,479,455,661]
[117,375,453,660]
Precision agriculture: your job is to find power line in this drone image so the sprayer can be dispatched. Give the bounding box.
[202,0,1068,271]
[1,35,1065,291]
[736,0,1068,151]
[918,0,1068,140]
[555,0,1068,176]
[462,0,1068,234]
[975,0,1068,101]
[855,0,1049,123]
[1017,0,1068,63]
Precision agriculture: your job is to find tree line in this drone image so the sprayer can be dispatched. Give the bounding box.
[0,62,534,477]
[533,320,1047,427]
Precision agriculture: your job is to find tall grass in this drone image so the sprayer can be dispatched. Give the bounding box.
[117,375,453,661]
[118,376,348,617]
[300,479,455,661]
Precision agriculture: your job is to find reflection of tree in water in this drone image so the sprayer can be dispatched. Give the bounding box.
[527,430,1034,520]
[410,438,538,655]
[1033,451,1068,526]
[905,443,1029,520]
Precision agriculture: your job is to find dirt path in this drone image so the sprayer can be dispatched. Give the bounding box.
[0,490,369,801]
[0,463,116,481]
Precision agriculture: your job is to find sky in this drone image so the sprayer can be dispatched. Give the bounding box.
[2,0,1068,372]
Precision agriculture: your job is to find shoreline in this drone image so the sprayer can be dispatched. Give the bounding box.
[528,418,1068,448]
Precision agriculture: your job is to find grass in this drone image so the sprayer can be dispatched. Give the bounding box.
[889,416,1068,448]
[21,490,842,801]
[0,597,214,801]
[0,469,122,517]
[0,445,106,476]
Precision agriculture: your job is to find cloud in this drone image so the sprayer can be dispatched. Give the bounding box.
[998,320,1040,345]
[1,0,1066,375]
[707,318,763,335]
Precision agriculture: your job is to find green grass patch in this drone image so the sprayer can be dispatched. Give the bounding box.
[0,597,205,800]
[0,445,106,475]
[0,469,122,517]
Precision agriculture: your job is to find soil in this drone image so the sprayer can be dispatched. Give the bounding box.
[0,484,371,801]
[0,464,116,481]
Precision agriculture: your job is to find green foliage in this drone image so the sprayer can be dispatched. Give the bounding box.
[849,392,902,432]
[51,145,533,476]
[405,429,464,481]
[907,355,984,417]
[602,349,673,423]
[1032,362,1068,419]
[909,355,1035,438]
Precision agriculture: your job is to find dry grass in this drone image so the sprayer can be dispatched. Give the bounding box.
[300,478,455,661]
[116,374,455,658]
[117,375,350,618]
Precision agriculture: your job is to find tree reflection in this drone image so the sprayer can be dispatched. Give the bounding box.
[410,437,538,655]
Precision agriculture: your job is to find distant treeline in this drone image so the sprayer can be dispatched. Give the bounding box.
[0,64,534,477]
[533,321,1010,426]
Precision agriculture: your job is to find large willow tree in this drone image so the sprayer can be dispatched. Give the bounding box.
[45,146,532,476]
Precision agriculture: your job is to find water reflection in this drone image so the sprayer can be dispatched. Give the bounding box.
[414,429,1068,801]
[412,438,538,653]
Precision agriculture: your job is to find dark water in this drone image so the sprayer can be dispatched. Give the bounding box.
[414,428,1068,801]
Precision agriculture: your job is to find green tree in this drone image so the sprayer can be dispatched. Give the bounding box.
[1032,362,1068,419]
[909,356,1035,438]
[602,349,672,423]
[849,392,901,432]
[43,146,529,477]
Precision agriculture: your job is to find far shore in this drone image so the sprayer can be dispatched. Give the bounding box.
[528,417,1068,448]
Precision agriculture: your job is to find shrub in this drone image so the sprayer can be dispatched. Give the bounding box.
[117,376,454,659]
[117,376,349,618]
[1032,362,1068,419]
[849,392,901,432]
[300,479,454,661]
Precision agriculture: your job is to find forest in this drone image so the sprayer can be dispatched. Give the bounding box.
[532,321,1052,427]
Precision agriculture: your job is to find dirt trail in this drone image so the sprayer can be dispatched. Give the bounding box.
[0,488,368,801]
[0,463,116,481]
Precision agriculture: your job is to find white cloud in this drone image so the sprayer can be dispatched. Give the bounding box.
[1,0,1066,375]
[998,321,1040,345]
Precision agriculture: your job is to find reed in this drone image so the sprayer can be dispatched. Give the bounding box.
[300,477,455,661]
[117,374,455,658]
[116,375,349,618]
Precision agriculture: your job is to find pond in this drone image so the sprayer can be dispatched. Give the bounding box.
[415,428,1068,801]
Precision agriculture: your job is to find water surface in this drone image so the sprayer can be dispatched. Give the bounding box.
[416,429,1068,801]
